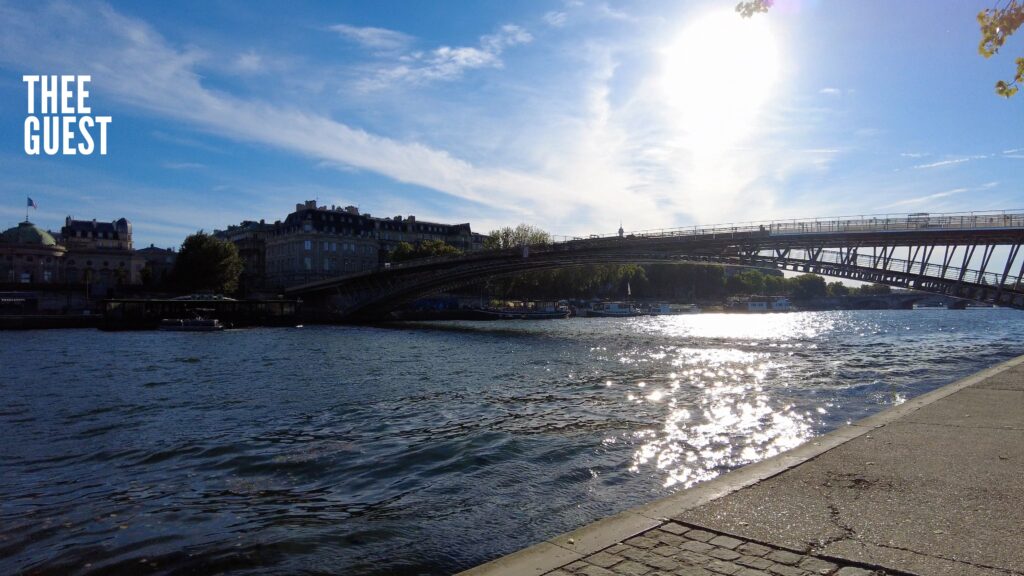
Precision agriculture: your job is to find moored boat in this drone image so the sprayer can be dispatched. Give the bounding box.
[158,309,225,331]
[586,301,643,317]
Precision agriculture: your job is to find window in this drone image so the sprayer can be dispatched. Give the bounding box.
[323,259,330,271]
[304,257,312,270]
[304,240,312,251]
[331,242,337,252]
[322,241,328,251]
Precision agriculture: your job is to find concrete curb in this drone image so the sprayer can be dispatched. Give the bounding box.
[458,353,1024,575]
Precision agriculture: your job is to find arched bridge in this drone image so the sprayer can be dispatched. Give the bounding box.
[286,211,1024,321]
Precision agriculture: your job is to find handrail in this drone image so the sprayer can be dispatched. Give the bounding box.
[548,210,1024,244]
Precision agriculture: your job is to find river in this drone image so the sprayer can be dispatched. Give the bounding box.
[2,309,1022,575]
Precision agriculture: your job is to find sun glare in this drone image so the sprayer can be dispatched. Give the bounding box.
[662,10,780,150]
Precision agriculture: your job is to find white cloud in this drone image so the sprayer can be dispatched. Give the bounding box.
[596,3,634,21]
[819,87,841,96]
[900,152,929,158]
[329,23,413,51]
[0,2,867,240]
[883,188,969,208]
[234,50,264,73]
[363,24,532,89]
[544,11,568,27]
[0,3,557,218]
[913,157,971,169]
[162,162,206,170]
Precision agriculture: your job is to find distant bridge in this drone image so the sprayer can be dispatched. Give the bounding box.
[286,211,1024,321]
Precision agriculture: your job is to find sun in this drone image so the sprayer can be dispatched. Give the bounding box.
[661,10,781,151]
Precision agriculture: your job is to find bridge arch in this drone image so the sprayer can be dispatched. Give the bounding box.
[286,212,1024,321]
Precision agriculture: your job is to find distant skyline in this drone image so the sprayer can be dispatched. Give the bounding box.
[1,0,1022,248]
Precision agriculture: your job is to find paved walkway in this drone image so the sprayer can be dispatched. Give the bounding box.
[461,355,1024,576]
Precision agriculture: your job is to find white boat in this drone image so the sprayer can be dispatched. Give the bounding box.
[912,301,947,310]
[644,303,700,315]
[732,297,792,312]
[587,302,643,317]
[159,309,225,331]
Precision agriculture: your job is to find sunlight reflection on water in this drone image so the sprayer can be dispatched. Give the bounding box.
[621,313,832,487]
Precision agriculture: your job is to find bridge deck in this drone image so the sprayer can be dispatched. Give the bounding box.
[285,210,1024,320]
[461,354,1024,576]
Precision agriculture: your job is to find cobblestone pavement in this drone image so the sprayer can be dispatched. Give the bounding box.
[545,522,890,576]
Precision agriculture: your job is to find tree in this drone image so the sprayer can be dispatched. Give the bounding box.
[726,269,766,295]
[788,273,827,300]
[390,240,462,262]
[827,281,850,297]
[484,224,551,249]
[857,283,892,295]
[171,231,243,294]
[737,0,1024,98]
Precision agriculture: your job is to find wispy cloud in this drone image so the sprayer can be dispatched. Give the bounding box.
[0,3,553,218]
[913,157,972,169]
[883,188,969,208]
[162,162,206,170]
[362,24,533,89]
[544,11,568,27]
[234,50,264,73]
[900,152,929,158]
[329,23,413,51]
[819,87,841,96]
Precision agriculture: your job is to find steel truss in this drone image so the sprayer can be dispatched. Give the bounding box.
[286,211,1024,320]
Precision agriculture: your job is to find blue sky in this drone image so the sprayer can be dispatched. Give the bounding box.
[0,0,1021,248]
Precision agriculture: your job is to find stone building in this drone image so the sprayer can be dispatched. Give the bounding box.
[0,216,145,292]
[213,220,272,291]
[226,200,485,289]
[0,221,66,283]
[136,244,177,286]
[59,217,145,287]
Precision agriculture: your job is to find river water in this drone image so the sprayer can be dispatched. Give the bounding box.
[2,309,1022,575]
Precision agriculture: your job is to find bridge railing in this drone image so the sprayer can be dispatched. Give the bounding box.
[550,210,1024,244]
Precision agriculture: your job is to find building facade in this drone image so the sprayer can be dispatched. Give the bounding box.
[0,221,66,283]
[0,216,145,291]
[136,244,177,286]
[222,201,485,289]
[59,217,145,286]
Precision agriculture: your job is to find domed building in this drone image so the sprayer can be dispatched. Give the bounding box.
[0,221,66,283]
[0,214,146,291]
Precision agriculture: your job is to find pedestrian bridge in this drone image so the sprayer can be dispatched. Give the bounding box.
[286,211,1024,321]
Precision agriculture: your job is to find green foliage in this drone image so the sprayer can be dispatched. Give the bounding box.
[979,1,1024,97]
[826,281,850,297]
[390,240,462,262]
[726,269,767,295]
[482,264,645,299]
[631,263,727,300]
[171,231,244,294]
[788,274,827,300]
[735,0,773,18]
[741,0,1024,98]
[856,283,892,295]
[484,224,551,250]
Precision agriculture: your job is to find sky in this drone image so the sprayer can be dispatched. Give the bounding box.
[0,0,1021,249]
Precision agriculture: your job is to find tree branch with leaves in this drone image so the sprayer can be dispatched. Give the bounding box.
[978,0,1024,97]
[736,0,1024,98]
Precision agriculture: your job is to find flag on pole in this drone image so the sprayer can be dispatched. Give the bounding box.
[627,282,631,296]
[27,197,37,209]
